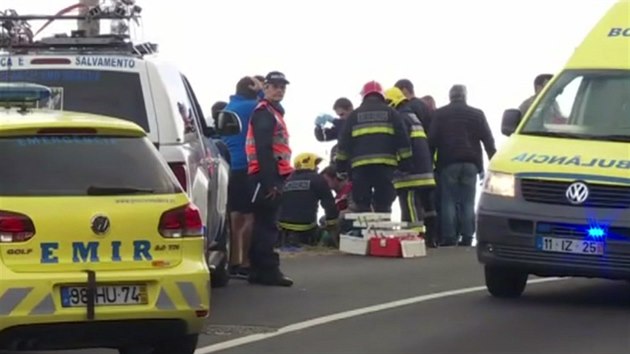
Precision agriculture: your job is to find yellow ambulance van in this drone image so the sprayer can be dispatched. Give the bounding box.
[477,0,630,298]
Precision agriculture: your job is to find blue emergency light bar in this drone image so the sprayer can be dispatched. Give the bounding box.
[0,83,52,103]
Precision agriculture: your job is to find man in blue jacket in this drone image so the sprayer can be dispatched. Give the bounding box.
[222,76,263,278]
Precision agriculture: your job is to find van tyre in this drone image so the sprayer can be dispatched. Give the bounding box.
[210,222,230,288]
[485,265,528,298]
[119,334,198,354]
[211,254,230,288]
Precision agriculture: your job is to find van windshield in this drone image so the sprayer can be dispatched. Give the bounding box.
[520,69,630,142]
[0,69,149,131]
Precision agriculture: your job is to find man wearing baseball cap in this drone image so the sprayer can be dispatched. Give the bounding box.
[244,70,294,286]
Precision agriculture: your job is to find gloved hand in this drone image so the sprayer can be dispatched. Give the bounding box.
[478,171,486,186]
[314,114,335,126]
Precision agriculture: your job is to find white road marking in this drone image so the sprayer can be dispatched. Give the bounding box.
[195,277,564,353]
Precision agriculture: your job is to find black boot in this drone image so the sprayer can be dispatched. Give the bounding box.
[248,269,294,287]
[424,217,439,248]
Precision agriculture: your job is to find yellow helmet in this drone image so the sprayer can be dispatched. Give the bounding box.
[293,152,324,170]
[384,87,406,108]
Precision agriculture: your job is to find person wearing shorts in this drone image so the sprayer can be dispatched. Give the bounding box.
[221,76,264,278]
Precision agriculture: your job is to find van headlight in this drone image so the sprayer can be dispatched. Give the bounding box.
[483,172,515,198]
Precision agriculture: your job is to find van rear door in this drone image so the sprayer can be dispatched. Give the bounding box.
[0,55,160,142]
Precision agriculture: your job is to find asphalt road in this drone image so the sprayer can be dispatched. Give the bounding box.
[6,246,630,354]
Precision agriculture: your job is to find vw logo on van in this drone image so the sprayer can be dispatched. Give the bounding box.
[90,214,111,236]
[565,182,589,205]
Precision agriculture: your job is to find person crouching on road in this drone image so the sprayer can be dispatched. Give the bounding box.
[278,153,339,247]
[222,76,264,279]
[335,80,414,213]
[245,71,294,287]
[384,87,439,248]
[320,165,355,214]
[314,97,354,162]
[320,164,356,237]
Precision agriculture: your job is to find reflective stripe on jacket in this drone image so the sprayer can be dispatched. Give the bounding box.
[245,100,293,176]
[393,101,436,190]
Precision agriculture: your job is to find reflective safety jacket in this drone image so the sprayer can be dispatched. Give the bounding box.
[278,170,339,231]
[335,96,413,172]
[245,100,293,185]
[393,100,436,190]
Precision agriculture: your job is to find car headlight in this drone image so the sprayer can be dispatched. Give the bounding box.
[483,172,515,197]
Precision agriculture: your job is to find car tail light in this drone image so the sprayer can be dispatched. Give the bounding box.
[0,211,36,243]
[158,203,203,238]
[169,162,188,192]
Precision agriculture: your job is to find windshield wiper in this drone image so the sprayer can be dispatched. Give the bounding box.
[592,135,630,142]
[524,131,630,142]
[87,185,155,196]
[521,131,585,139]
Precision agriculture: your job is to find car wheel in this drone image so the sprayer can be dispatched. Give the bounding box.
[210,222,231,288]
[484,265,528,299]
[119,334,198,354]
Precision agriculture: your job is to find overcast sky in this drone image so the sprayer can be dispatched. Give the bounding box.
[2,0,617,218]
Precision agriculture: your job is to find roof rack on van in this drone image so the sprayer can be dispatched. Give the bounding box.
[0,1,158,58]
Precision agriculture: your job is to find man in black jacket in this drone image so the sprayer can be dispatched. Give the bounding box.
[336,81,413,213]
[429,85,497,247]
[314,97,354,161]
[246,71,293,287]
[278,153,339,246]
[395,79,434,135]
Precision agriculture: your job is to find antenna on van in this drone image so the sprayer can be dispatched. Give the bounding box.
[0,1,156,58]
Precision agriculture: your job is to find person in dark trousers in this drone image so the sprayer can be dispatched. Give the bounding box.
[395,79,434,135]
[384,87,439,248]
[314,98,354,161]
[429,85,497,247]
[336,80,413,213]
[278,152,339,246]
[244,71,294,287]
[221,76,263,279]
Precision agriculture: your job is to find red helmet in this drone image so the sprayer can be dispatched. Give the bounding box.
[360,80,384,98]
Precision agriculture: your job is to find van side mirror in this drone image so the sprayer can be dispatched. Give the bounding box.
[501,109,522,136]
[216,110,242,136]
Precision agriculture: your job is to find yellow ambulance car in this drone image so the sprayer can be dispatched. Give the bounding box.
[477,0,630,298]
[0,83,210,353]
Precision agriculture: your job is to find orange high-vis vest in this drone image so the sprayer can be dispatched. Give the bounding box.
[245,100,293,176]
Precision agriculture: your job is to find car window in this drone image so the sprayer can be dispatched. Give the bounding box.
[0,135,181,196]
[0,69,149,131]
[180,74,209,140]
[521,69,630,139]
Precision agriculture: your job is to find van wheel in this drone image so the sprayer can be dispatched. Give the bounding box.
[119,334,198,354]
[485,265,528,299]
[211,254,230,288]
[210,222,231,288]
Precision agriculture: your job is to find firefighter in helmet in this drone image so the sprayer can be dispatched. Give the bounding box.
[278,152,339,246]
[384,86,439,248]
[335,81,413,213]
